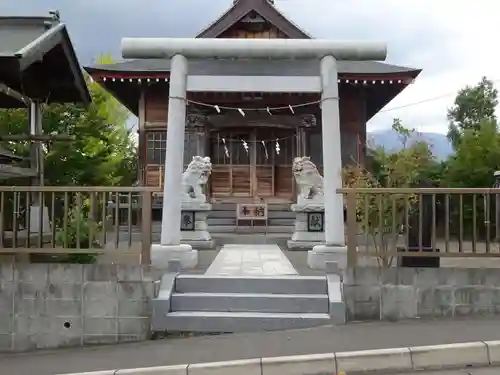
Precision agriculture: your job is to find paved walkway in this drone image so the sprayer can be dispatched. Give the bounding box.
[388,368,497,375]
[2,317,500,375]
[204,244,298,276]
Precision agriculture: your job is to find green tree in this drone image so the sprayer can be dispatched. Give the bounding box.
[0,54,137,186]
[345,119,440,266]
[447,76,498,149]
[443,119,500,239]
[392,117,416,150]
[367,118,441,187]
[444,119,500,188]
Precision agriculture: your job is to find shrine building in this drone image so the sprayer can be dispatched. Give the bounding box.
[85,0,420,207]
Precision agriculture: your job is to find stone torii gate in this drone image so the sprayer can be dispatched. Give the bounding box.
[122,38,387,270]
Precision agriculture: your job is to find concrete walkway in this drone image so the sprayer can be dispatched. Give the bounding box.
[3,317,500,375]
[389,368,497,375]
[204,244,298,276]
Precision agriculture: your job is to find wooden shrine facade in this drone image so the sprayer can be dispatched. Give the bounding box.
[85,0,421,204]
[139,86,370,202]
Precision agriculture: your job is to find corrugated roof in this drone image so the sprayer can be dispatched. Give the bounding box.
[86,58,419,77]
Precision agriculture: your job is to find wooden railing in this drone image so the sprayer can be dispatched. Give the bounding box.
[342,188,500,268]
[0,186,160,264]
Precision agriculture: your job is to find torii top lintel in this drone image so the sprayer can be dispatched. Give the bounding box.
[121,38,387,61]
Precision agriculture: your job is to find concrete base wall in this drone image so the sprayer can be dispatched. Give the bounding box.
[0,263,161,352]
[344,267,500,321]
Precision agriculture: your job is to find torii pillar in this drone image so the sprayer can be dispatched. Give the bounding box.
[122,38,387,270]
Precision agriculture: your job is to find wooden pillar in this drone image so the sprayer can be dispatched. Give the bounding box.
[29,100,44,189]
[137,89,146,227]
[137,89,146,186]
[359,86,368,165]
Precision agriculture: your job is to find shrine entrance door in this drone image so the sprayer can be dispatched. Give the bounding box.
[209,127,296,202]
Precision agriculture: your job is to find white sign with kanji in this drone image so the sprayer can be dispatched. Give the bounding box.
[236,203,268,220]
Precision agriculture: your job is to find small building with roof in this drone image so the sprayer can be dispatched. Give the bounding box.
[86,0,420,205]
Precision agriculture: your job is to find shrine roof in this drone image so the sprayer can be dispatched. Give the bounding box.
[85,58,420,77]
[196,0,311,39]
[0,15,91,107]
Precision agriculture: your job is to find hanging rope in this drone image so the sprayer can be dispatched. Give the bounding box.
[209,134,295,143]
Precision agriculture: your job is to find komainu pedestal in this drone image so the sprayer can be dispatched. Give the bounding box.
[287,203,325,249]
[287,157,326,250]
[180,201,213,249]
[151,156,214,270]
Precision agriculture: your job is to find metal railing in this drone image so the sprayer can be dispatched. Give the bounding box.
[342,188,500,268]
[6,186,500,267]
[0,186,160,264]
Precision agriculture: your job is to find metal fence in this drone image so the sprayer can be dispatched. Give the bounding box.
[5,186,500,268]
[0,186,159,264]
[342,188,500,268]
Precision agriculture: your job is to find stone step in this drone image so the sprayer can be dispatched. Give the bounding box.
[207,218,294,226]
[163,311,331,332]
[175,275,327,295]
[208,225,293,234]
[208,210,295,219]
[211,203,291,211]
[171,292,329,313]
[211,234,289,246]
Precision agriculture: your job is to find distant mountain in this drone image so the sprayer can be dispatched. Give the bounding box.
[368,129,453,160]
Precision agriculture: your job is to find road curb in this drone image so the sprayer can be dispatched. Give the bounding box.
[57,340,495,375]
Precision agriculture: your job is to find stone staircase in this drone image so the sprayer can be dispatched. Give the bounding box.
[152,273,345,333]
[207,203,295,238]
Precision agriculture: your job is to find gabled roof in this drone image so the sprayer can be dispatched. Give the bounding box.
[196,0,311,39]
[86,58,420,77]
[0,15,91,106]
[85,58,421,116]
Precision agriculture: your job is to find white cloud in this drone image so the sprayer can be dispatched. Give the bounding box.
[275,0,500,133]
[3,0,499,134]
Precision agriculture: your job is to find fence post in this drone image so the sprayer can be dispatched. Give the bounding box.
[346,189,358,269]
[494,171,500,243]
[141,190,152,265]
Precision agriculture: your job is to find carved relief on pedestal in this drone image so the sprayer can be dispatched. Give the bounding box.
[186,113,207,128]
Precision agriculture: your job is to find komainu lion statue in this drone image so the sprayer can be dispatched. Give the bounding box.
[292,156,324,202]
[182,156,212,201]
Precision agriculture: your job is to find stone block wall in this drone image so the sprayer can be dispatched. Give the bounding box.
[0,263,161,352]
[344,267,500,322]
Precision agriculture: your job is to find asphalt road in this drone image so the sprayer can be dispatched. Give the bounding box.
[390,368,498,375]
[2,317,500,375]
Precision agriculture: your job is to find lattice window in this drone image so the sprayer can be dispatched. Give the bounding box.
[147,132,166,164]
[147,131,208,165]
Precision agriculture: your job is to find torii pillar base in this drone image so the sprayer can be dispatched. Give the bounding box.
[151,244,198,270]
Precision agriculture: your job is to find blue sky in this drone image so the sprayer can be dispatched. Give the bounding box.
[2,0,499,133]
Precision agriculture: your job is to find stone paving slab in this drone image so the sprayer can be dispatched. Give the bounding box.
[204,244,298,276]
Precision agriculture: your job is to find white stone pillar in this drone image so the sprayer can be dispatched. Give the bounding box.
[152,54,198,269]
[308,55,347,271]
